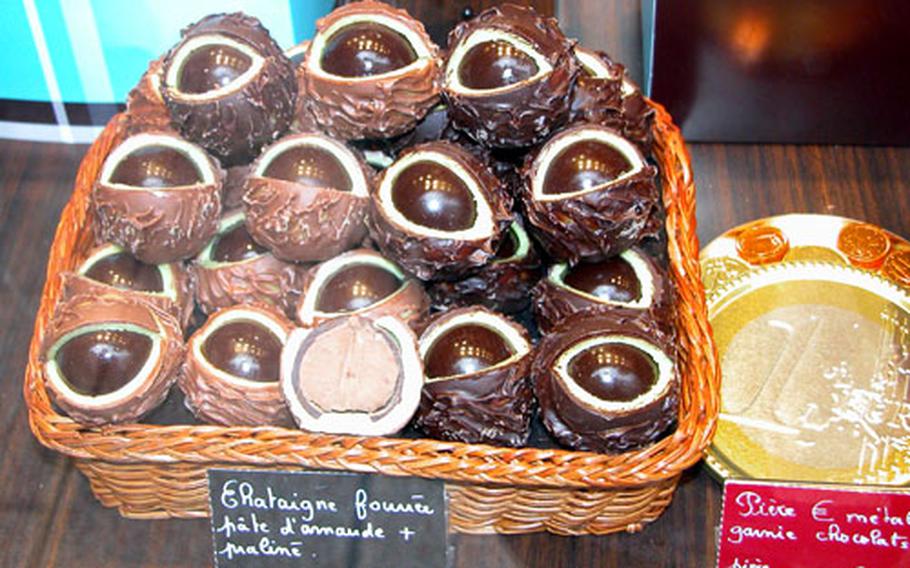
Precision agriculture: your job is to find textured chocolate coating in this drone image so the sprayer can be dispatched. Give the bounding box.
[391,161,476,231]
[519,123,660,262]
[222,164,252,210]
[161,13,297,166]
[40,293,184,425]
[569,47,654,154]
[321,22,417,78]
[296,248,428,330]
[93,133,223,264]
[109,146,202,188]
[444,4,579,148]
[243,133,372,263]
[427,217,542,314]
[202,321,282,382]
[416,306,533,447]
[458,40,539,90]
[192,216,305,317]
[368,141,512,281]
[532,314,678,453]
[62,245,194,330]
[124,57,176,136]
[532,247,673,334]
[301,1,441,139]
[55,329,153,397]
[180,304,294,426]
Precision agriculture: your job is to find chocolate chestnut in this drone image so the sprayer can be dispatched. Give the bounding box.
[533,314,678,453]
[443,4,579,148]
[161,13,297,166]
[415,306,533,446]
[300,0,441,140]
[427,217,541,314]
[243,132,372,262]
[62,243,194,330]
[368,141,512,280]
[93,132,223,264]
[520,123,659,262]
[192,211,305,316]
[296,248,428,329]
[281,315,423,435]
[180,304,294,426]
[532,247,673,334]
[41,293,184,425]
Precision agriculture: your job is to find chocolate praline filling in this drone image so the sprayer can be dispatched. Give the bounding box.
[320,22,417,77]
[202,320,282,383]
[458,40,539,90]
[262,145,353,190]
[542,140,633,195]
[53,327,154,396]
[109,146,202,188]
[178,44,253,94]
[425,324,513,379]
[563,257,642,303]
[83,252,164,293]
[316,263,403,313]
[390,161,477,231]
[567,342,657,403]
[211,223,268,263]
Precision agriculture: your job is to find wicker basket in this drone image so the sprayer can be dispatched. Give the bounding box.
[24,101,720,536]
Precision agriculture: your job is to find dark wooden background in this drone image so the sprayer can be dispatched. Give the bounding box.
[2,1,909,566]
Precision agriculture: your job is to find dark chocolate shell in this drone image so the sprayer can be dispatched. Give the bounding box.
[416,306,533,446]
[427,217,541,314]
[62,243,194,330]
[40,293,184,425]
[296,248,428,330]
[124,56,176,136]
[618,75,656,155]
[281,315,424,435]
[242,132,372,262]
[93,132,223,264]
[368,141,512,281]
[222,163,252,210]
[519,122,659,262]
[532,247,673,334]
[300,0,441,140]
[161,12,297,166]
[181,304,294,426]
[443,4,579,148]
[533,314,678,453]
[192,211,305,317]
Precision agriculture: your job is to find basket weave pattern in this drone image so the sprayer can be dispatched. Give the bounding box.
[24,102,720,535]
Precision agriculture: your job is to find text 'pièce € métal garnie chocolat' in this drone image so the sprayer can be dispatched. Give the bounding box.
[208,469,448,568]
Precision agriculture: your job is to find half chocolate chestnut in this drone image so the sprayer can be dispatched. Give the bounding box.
[296,248,428,330]
[41,293,184,425]
[192,210,305,317]
[443,4,579,148]
[519,122,659,262]
[161,13,297,166]
[427,217,541,314]
[369,141,511,281]
[243,132,372,262]
[181,304,293,426]
[415,306,533,446]
[93,131,222,264]
[533,314,678,453]
[281,315,423,436]
[300,0,441,140]
[533,247,672,334]
[63,243,194,330]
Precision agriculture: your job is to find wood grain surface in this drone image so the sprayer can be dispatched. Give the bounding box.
[2,1,909,567]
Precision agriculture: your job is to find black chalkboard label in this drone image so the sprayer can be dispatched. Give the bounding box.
[208,469,449,568]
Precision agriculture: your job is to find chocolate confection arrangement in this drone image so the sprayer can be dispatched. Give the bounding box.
[181,304,294,426]
[46,2,677,454]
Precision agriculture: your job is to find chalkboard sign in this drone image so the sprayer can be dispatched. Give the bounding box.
[208,469,449,568]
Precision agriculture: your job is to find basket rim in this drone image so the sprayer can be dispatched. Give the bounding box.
[24,102,720,491]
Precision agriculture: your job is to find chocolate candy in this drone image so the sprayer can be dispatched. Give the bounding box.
[567,342,657,402]
[321,23,417,78]
[316,264,403,313]
[55,329,154,397]
[178,45,252,94]
[416,307,533,446]
[542,140,633,196]
[390,161,476,231]
[211,222,268,263]
[563,256,641,303]
[262,145,353,190]
[181,304,294,426]
[458,40,539,90]
[83,250,164,293]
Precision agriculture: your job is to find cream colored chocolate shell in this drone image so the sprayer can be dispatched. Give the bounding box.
[301,1,441,140]
[180,304,294,426]
[40,293,184,425]
[295,248,428,329]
